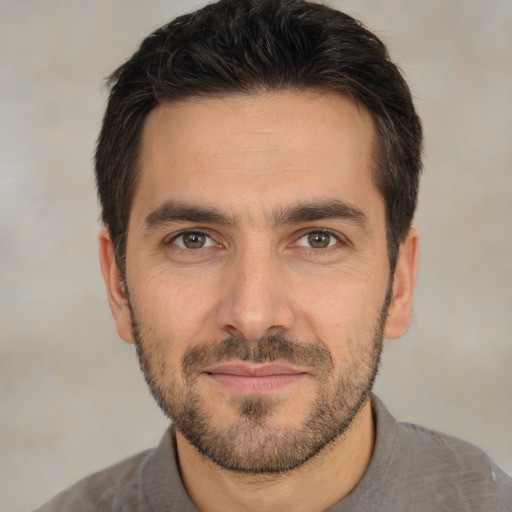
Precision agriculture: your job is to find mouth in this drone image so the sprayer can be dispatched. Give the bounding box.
[203,363,309,393]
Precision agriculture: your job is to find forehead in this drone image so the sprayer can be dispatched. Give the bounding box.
[132,91,381,227]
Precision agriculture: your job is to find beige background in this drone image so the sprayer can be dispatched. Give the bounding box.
[1,1,511,510]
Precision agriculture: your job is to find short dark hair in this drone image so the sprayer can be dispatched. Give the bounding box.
[95,0,422,274]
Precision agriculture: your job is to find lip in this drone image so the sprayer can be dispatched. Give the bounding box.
[203,363,308,393]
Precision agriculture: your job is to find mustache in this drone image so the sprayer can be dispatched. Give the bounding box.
[181,334,334,379]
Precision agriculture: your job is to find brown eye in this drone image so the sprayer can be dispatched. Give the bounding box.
[307,232,332,248]
[173,232,213,249]
[183,233,205,248]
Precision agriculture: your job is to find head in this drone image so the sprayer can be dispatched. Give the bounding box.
[97,0,421,474]
[96,0,422,276]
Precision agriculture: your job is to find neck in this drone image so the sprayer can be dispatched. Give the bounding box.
[176,399,375,512]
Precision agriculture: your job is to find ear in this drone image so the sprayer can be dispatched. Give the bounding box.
[98,227,135,344]
[383,228,419,339]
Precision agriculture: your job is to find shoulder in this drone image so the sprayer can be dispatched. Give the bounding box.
[384,407,512,510]
[32,427,196,512]
[32,448,154,512]
[396,419,506,480]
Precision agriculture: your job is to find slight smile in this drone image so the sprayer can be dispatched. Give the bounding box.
[203,363,309,393]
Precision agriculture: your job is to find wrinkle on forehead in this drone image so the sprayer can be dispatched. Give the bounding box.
[141,90,375,173]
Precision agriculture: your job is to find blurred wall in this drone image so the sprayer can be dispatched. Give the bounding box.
[1,1,511,510]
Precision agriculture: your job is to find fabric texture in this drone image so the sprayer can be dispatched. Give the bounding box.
[34,396,512,511]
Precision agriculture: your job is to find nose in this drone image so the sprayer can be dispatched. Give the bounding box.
[213,245,296,342]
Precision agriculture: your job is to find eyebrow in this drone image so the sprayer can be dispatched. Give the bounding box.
[271,200,369,231]
[143,201,235,230]
[142,199,369,232]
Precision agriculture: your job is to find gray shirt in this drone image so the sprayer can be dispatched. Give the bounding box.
[34,396,512,511]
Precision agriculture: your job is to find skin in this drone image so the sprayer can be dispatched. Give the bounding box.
[99,90,418,512]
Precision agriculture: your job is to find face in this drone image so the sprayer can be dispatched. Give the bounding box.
[101,91,417,473]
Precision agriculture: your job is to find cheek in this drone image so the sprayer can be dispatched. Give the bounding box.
[295,272,388,350]
[130,266,222,344]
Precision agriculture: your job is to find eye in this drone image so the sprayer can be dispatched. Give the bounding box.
[171,231,215,249]
[295,231,339,249]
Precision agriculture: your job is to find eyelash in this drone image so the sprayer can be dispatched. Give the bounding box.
[166,231,216,249]
[165,229,345,251]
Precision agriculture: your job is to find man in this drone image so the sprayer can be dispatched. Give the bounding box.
[35,0,511,510]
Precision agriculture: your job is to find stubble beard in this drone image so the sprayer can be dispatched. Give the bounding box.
[129,295,389,474]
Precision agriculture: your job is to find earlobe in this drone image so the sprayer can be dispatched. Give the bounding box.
[383,228,419,340]
[98,228,135,344]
